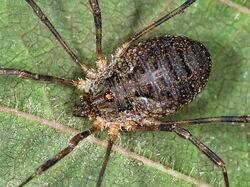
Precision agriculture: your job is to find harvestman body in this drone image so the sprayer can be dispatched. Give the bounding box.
[0,0,249,186]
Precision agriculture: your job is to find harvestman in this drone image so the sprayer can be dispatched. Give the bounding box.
[0,0,249,186]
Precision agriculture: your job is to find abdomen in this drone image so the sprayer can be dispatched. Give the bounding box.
[112,36,212,118]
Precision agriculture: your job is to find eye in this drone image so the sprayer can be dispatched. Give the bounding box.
[104,91,114,102]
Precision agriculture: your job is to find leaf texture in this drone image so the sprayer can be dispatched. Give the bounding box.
[0,0,249,186]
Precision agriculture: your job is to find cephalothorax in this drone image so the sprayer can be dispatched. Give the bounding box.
[0,0,249,186]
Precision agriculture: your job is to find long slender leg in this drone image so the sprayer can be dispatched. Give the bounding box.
[96,139,114,187]
[25,0,96,77]
[114,0,197,58]
[137,116,250,127]
[89,0,108,70]
[19,127,97,187]
[172,126,229,187]
[133,122,233,187]
[0,68,75,86]
[171,116,250,126]
[89,0,102,58]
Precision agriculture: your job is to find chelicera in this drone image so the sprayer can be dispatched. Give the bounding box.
[0,0,249,186]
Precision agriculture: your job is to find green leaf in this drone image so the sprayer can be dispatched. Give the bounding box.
[0,0,249,186]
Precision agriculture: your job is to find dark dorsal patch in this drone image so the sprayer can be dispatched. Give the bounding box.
[96,36,212,119]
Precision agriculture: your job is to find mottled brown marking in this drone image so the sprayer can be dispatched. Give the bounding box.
[90,36,212,120]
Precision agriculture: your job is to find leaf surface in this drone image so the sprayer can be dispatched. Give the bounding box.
[0,0,249,186]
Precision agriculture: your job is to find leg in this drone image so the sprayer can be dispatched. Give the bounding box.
[89,0,108,70]
[173,126,229,187]
[95,124,119,186]
[133,122,232,187]
[19,127,97,187]
[114,0,197,58]
[96,139,114,187]
[137,116,250,127]
[96,124,120,186]
[171,116,250,126]
[89,0,102,58]
[25,0,96,78]
[0,68,75,86]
